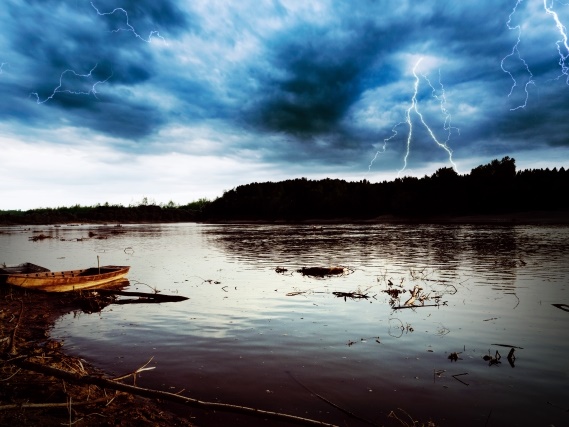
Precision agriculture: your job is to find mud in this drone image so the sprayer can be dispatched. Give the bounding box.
[0,286,195,427]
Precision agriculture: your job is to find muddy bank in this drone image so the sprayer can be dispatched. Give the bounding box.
[0,287,195,427]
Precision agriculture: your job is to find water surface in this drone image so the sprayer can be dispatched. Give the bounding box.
[1,223,568,426]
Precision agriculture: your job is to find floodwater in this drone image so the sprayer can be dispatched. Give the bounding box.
[1,223,568,426]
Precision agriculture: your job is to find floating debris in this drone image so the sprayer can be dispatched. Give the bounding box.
[452,373,469,386]
[286,290,307,296]
[483,350,502,366]
[347,336,381,346]
[383,288,405,298]
[552,303,569,312]
[448,352,462,362]
[491,343,524,349]
[332,291,369,301]
[507,348,516,367]
[381,273,454,310]
[297,266,349,277]
[28,234,52,241]
[388,318,414,338]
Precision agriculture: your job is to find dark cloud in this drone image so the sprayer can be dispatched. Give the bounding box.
[90,0,191,38]
[243,21,405,136]
[2,0,569,170]
[1,0,191,140]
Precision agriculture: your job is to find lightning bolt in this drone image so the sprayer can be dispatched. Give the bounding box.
[90,2,166,44]
[544,0,569,83]
[422,69,460,159]
[368,58,458,175]
[30,64,113,104]
[502,0,569,108]
[367,128,395,173]
[0,62,6,74]
[500,0,535,110]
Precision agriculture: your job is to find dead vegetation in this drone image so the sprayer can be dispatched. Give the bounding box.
[0,288,195,426]
[388,408,436,427]
[28,233,53,241]
[377,268,459,310]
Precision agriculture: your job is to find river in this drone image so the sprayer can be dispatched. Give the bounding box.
[1,223,568,426]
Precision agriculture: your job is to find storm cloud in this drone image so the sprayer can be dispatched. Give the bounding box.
[1,0,569,209]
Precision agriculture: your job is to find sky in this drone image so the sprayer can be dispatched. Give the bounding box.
[1,0,569,210]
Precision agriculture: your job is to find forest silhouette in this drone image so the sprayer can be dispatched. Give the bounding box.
[1,157,567,224]
[203,156,568,220]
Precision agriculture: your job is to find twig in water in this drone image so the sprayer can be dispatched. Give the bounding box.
[552,303,569,312]
[286,371,379,426]
[388,407,432,427]
[505,292,520,309]
[130,280,159,294]
[111,356,155,385]
[491,343,524,349]
[391,304,441,310]
[286,291,307,296]
[484,409,492,427]
[332,291,369,301]
[452,373,469,386]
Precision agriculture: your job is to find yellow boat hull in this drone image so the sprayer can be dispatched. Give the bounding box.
[2,265,130,292]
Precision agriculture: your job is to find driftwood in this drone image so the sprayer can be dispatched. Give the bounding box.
[391,304,440,310]
[491,343,524,349]
[0,396,110,411]
[9,359,338,427]
[552,303,569,312]
[68,289,188,313]
[90,289,188,302]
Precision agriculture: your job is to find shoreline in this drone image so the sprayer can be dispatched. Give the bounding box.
[0,287,195,426]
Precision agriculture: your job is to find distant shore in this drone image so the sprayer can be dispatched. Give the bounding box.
[1,210,568,227]
[200,210,569,225]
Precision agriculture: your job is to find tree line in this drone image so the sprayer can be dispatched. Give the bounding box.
[202,157,569,220]
[0,200,208,225]
[1,157,567,224]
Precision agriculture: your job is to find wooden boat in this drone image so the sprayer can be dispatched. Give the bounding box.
[0,263,130,292]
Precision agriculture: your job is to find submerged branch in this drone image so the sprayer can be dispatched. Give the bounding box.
[10,359,338,427]
[93,289,188,302]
